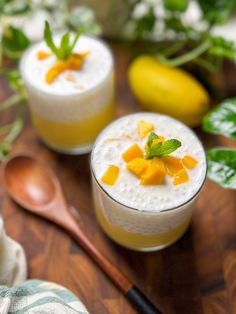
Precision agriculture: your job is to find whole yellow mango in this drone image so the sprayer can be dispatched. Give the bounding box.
[128,55,210,127]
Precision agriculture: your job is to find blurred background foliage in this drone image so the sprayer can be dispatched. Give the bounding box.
[1,0,236,160]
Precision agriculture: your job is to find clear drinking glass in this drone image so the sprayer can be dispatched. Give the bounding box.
[90,113,207,251]
[20,36,114,154]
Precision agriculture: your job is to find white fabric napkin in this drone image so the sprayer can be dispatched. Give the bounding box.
[0,217,27,286]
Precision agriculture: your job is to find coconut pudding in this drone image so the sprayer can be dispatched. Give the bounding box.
[20,28,114,154]
[91,112,206,251]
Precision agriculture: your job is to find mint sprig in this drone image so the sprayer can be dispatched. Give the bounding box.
[145,132,181,159]
[44,21,84,60]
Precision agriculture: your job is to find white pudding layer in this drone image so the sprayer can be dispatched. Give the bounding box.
[92,112,206,212]
[20,35,114,123]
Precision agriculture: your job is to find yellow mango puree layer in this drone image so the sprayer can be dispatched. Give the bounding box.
[95,205,192,250]
[31,100,114,148]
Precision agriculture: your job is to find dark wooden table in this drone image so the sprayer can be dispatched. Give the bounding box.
[1,42,236,314]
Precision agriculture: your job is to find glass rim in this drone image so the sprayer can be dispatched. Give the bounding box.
[90,113,208,214]
[19,34,114,98]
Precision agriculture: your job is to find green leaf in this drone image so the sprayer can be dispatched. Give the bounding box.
[145,132,181,159]
[207,148,236,189]
[58,32,70,59]
[134,6,156,38]
[43,21,83,60]
[67,27,84,57]
[203,98,236,140]
[164,0,189,12]
[198,0,236,24]
[146,132,158,147]
[44,21,59,58]
[149,139,182,158]
[209,37,236,60]
[2,26,30,59]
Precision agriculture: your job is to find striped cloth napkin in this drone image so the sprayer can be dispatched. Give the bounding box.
[0,279,89,314]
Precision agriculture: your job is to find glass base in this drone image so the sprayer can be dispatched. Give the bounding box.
[41,139,93,155]
[119,231,187,252]
[99,224,188,252]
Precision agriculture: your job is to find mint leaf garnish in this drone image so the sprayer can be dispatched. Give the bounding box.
[145,132,181,159]
[44,21,58,56]
[44,21,84,60]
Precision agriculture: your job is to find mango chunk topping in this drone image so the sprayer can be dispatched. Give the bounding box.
[163,156,184,176]
[173,168,189,186]
[138,120,154,139]
[101,165,119,186]
[37,51,51,60]
[126,157,166,185]
[140,159,166,185]
[122,144,143,162]
[111,126,199,188]
[182,155,198,169]
[45,51,90,84]
[127,158,148,177]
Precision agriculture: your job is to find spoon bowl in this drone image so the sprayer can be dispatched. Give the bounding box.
[4,155,56,208]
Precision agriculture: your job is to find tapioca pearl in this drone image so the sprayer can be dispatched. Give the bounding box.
[119,186,127,193]
[125,186,134,194]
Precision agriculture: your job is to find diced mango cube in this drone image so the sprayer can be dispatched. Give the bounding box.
[140,159,166,185]
[138,120,154,139]
[101,165,119,185]
[173,168,189,185]
[163,156,184,176]
[127,158,148,178]
[122,144,143,162]
[182,155,198,169]
[37,51,51,60]
[153,158,166,171]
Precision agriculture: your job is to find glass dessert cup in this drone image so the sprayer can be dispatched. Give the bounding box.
[90,113,207,251]
[20,36,114,154]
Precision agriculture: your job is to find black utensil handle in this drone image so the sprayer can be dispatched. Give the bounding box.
[126,285,162,314]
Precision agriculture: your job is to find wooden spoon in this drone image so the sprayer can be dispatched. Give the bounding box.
[3,154,162,314]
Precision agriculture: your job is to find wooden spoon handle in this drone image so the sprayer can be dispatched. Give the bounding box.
[126,286,162,314]
[67,224,162,314]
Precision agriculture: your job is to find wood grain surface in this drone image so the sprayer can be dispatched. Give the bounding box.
[1,42,236,314]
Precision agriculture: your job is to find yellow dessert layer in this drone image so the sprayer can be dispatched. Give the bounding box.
[31,100,114,149]
[95,205,191,250]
